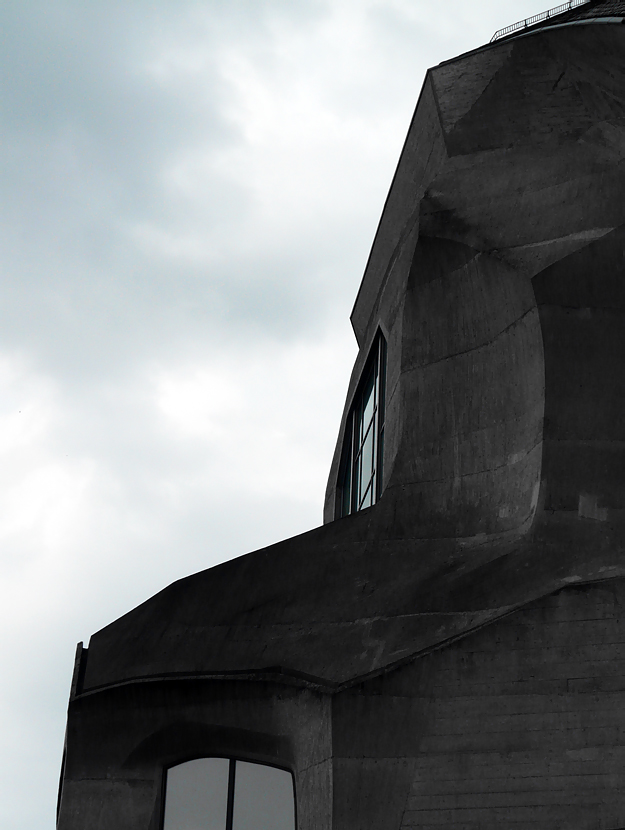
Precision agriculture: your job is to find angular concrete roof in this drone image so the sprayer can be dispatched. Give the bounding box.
[82,509,625,694]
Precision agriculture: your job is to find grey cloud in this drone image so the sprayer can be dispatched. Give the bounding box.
[0,3,547,829]
[0,0,359,386]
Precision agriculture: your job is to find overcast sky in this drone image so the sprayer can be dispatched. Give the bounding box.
[0,2,544,827]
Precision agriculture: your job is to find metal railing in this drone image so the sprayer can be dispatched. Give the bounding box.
[491,0,591,41]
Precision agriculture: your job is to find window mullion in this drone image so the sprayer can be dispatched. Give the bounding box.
[225,759,236,830]
[351,410,359,513]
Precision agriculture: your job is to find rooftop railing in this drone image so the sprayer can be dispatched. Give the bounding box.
[491,0,591,41]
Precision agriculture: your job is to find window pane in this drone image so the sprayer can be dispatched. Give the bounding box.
[353,450,362,509]
[232,761,295,830]
[163,758,229,830]
[359,478,374,510]
[359,423,375,490]
[341,474,352,516]
[340,418,354,516]
[361,372,375,435]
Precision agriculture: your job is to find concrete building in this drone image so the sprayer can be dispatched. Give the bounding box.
[57,2,625,828]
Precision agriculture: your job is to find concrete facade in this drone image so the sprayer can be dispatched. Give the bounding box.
[58,4,625,828]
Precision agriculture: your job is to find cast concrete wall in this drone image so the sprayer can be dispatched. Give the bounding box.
[325,22,625,533]
[60,580,625,830]
[58,681,331,830]
[333,579,625,830]
[534,226,625,517]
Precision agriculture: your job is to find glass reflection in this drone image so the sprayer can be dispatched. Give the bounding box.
[360,480,373,510]
[163,758,229,830]
[233,761,295,830]
[361,373,375,435]
[360,424,374,485]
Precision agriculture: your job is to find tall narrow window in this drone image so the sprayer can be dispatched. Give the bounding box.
[163,757,295,830]
[339,332,386,517]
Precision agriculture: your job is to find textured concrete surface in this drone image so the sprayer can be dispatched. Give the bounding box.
[60,580,625,829]
[58,681,331,830]
[341,580,625,830]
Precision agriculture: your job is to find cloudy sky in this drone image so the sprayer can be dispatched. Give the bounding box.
[0,1,544,826]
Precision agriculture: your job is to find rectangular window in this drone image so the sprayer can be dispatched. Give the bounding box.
[338,332,386,517]
[163,758,295,830]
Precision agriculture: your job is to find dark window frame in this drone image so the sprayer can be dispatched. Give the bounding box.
[338,331,386,517]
